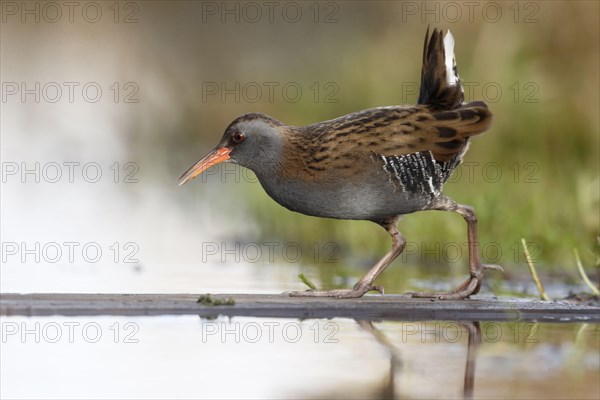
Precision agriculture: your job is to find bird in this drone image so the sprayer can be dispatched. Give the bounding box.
[179,27,503,300]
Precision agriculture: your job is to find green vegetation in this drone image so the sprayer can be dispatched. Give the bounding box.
[297,273,317,290]
[197,294,235,306]
[523,238,551,300]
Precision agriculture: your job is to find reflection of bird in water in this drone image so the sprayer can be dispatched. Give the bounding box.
[356,320,403,399]
[356,320,482,400]
[461,321,482,400]
[180,28,502,298]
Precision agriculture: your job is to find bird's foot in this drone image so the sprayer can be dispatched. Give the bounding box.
[482,263,504,272]
[286,283,384,299]
[408,263,503,300]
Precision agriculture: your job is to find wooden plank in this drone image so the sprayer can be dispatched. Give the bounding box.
[1,293,598,322]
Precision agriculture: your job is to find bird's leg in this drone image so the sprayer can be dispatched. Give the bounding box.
[287,217,406,299]
[411,199,502,300]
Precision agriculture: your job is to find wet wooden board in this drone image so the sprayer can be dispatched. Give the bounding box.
[1,293,598,322]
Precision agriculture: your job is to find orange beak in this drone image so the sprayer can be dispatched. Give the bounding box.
[178,147,232,186]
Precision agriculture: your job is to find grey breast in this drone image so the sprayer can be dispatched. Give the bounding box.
[256,152,450,221]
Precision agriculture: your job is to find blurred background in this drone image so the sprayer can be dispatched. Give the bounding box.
[1,1,598,295]
[2,2,599,400]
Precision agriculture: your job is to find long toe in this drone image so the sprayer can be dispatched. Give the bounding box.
[285,287,377,299]
[285,289,348,298]
[353,283,385,295]
[434,277,480,300]
[408,275,481,300]
[483,263,504,272]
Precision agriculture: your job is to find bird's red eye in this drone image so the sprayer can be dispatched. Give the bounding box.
[232,132,245,143]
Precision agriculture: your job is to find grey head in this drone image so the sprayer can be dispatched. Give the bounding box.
[220,113,285,171]
[178,113,286,186]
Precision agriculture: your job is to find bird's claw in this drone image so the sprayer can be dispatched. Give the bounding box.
[285,284,384,299]
[408,263,503,300]
[483,263,503,272]
[358,284,384,295]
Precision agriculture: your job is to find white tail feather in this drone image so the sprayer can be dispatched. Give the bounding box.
[443,30,458,86]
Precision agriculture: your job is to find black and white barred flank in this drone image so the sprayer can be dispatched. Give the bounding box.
[380,151,462,198]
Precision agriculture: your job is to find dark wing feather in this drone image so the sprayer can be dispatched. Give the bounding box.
[299,102,492,166]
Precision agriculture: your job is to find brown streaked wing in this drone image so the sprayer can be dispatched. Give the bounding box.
[284,102,492,179]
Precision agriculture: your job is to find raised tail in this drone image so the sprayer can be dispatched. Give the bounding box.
[416,28,493,163]
[418,27,464,110]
